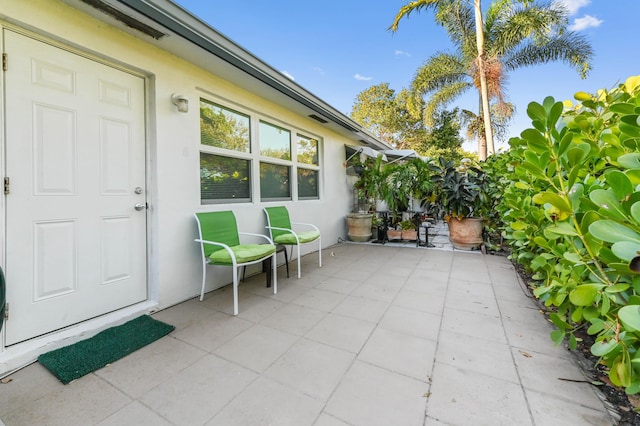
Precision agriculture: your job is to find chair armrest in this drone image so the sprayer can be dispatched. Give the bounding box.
[194,238,238,265]
[265,226,296,235]
[238,231,274,245]
[194,238,229,250]
[265,226,299,243]
[290,222,320,233]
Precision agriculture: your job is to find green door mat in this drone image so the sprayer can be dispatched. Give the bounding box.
[38,315,174,384]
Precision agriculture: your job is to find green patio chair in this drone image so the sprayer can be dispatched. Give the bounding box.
[195,211,277,315]
[264,206,321,279]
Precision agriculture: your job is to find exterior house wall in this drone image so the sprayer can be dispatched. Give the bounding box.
[0,0,357,371]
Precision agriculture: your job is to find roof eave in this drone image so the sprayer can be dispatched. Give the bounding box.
[59,0,392,150]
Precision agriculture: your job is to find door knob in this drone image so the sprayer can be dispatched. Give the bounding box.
[134,203,146,211]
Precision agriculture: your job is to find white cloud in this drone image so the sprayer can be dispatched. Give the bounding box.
[394,50,411,57]
[312,66,325,75]
[354,74,373,81]
[553,0,590,15]
[281,70,295,80]
[569,14,603,31]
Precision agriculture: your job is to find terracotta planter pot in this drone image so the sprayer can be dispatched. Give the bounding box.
[402,229,418,241]
[386,229,402,240]
[347,213,372,242]
[448,217,483,250]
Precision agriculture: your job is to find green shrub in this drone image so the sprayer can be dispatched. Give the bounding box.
[495,75,640,393]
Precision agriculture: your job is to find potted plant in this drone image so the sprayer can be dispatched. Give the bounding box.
[431,158,486,250]
[352,155,390,212]
[383,158,434,213]
[399,219,418,241]
[347,155,389,241]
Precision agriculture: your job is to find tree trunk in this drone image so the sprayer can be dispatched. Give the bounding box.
[473,0,494,160]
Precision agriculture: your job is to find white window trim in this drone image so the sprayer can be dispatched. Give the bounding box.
[198,92,322,204]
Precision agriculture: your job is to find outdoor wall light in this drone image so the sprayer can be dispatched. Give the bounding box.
[171,93,189,113]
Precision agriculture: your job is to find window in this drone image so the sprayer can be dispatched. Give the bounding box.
[296,134,319,199]
[199,97,320,204]
[259,120,293,201]
[200,99,250,152]
[200,99,252,203]
[259,121,290,160]
[260,162,290,200]
[297,134,318,165]
[297,168,318,199]
[200,153,251,202]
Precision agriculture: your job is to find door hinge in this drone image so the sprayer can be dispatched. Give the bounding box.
[2,53,6,71]
[4,303,8,321]
[3,177,9,195]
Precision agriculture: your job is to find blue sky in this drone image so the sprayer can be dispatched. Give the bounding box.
[175,0,639,152]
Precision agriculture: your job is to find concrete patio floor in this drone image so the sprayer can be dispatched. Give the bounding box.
[0,238,617,425]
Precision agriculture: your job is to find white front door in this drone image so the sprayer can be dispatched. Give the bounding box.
[3,30,148,345]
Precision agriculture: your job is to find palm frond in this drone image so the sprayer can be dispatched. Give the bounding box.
[435,1,476,58]
[502,32,593,78]
[389,0,445,32]
[489,3,568,57]
[423,81,470,126]
[412,52,468,95]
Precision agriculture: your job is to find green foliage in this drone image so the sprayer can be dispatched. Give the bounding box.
[494,75,640,393]
[430,157,486,219]
[352,155,436,214]
[418,108,467,162]
[350,83,470,158]
[398,219,416,230]
[352,155,390,212]
[350,84,426,150]
[385,157,434,212]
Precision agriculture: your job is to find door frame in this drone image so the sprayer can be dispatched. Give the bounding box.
[0,22,158,370]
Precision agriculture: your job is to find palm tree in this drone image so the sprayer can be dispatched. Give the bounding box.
[390,0,592,160]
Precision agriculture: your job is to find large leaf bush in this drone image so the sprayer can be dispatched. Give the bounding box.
[496,75,640,393]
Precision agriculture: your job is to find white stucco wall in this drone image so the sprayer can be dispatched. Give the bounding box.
[0,0,358,367]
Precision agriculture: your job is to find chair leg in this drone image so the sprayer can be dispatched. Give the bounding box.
[318,237,322,268]
[272,252,278,294]
[200,261,207,301]
[232,266,239,316]
[284,246,290,278]
[296,243,302,279]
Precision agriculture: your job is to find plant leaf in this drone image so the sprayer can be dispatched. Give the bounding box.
[591,339,619,357]
[618,153,640,169]
[611,241,640,262]
[569,284,603,306]
[547,221,579,236]
[619,305,640,332]
[605,170,633,201]
[631,201,640,224]
[550,329,565,346]
[590,220,640,244]
[590,189,628,221]
[610,103,637,115]
[532,192,572,213]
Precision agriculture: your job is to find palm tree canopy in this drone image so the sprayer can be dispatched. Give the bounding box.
[395,0,593,137]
